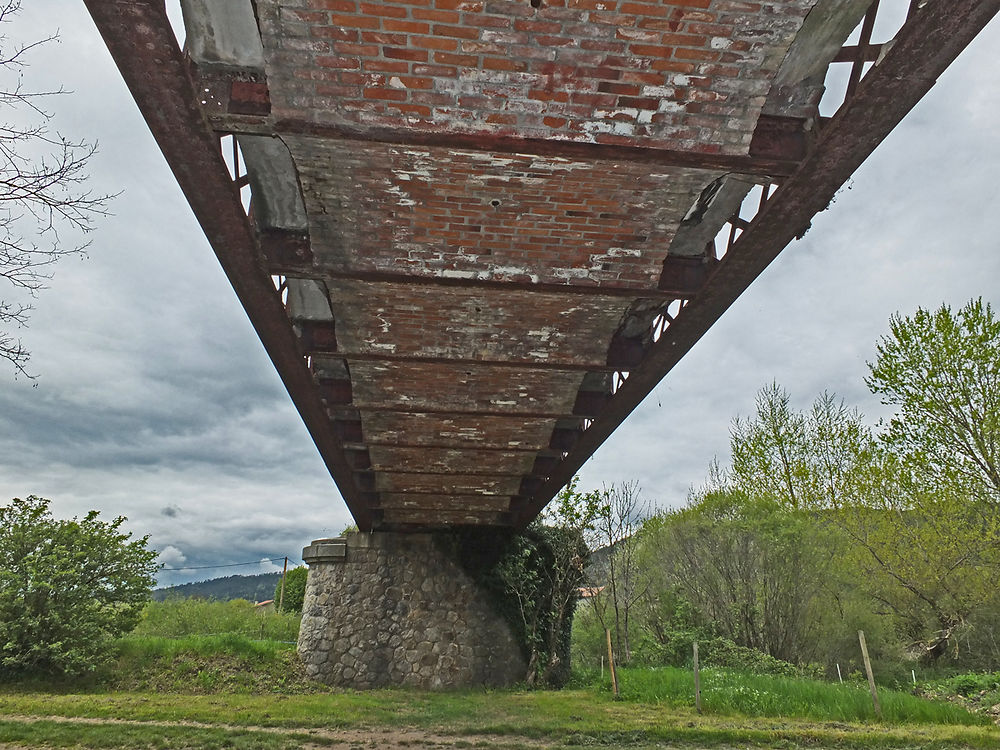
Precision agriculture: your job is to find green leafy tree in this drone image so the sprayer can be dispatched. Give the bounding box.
[587,481,649,664]
[830,446,1000,660]
[867,298,1000,504]
[0,496,159,677]
[849,298,1000,657]
[803,392,874,506]
[495,476,605,687]
[726,369,1000,662]
[275,566,307,613]
[730,383,811,508]
[729,384,872,510]
[641,490,835,664]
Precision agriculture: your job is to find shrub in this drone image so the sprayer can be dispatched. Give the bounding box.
[0,496,158,677]
[937,672,1000,698]
[698,637,801,677]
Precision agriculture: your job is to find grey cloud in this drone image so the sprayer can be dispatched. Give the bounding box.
[3,3,999,572]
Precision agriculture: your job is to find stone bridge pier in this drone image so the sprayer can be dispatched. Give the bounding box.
[297,532,526,689]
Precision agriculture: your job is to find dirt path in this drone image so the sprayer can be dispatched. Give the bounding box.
[0,713,560,749]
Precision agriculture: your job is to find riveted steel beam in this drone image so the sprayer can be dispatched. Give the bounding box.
[200,96,808,177]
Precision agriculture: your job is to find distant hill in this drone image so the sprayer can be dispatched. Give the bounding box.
[153,572,283,602]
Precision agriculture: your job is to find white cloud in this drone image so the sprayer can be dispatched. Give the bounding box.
[157,545,187,568]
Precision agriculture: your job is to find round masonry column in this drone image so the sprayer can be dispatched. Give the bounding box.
[297,531,526,689]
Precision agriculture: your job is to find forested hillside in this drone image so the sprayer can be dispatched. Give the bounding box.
[153,573,282,603]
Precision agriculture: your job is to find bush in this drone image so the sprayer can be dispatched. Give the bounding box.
[627,588,713,667]
[445,519,591,688]
[0,496,158,677]
[935,672,1000,698]
[274,566,307,613]
[698,637,802,677]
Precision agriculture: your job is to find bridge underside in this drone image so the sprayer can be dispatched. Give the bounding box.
[86,0,998,531]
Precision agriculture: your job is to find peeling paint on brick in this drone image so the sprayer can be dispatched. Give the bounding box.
[350,361,583,414]
[289,137,720,288]
[258,0,816,152]
[329,279,628,364]
[360,411,556,450]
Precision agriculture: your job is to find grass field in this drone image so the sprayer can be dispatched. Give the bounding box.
[134,598,301,642]
[2,685,998,749]
[3,601,995,748]
[3,654,998,749]
[601,665,983,724]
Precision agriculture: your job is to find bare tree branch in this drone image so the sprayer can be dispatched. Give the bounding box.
[0,0,117,377]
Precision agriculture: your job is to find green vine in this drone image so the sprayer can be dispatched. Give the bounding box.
[436,524,587,688]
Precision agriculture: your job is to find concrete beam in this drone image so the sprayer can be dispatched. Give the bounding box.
[180,0,265,69]
[238,135,308,231]
[765,0,873,118]
[301,537,346,563]
[667,175,761,259]
[286,279,333,322]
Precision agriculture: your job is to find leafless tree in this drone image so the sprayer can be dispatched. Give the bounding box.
[589,481,649,663]
[0,1,114,377]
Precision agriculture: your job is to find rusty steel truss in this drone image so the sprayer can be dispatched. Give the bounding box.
[84,0,999,530]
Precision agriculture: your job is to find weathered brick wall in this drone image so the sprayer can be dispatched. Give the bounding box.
[299,532,526,688]
[258,0,813,152]
[330,279,633,363]
[376,470,519,494]
[378,492,512,510]
[368,445,535,474]
[357,411,557,448]
[287,137,721,288]
[348,361,583,413]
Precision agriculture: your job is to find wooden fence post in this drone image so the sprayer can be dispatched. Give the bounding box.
[278,556,288,612]
[858,630,882,719]
[693,641,702,714]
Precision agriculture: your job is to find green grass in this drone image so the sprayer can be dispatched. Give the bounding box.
[21,598,318,695]
[588,665,985,725]
[3,615,995,749]
[105,633,320,694]
[119,633,294,659]
[0,718,333,750]
[1,688,997,749]
[135,598,301,642]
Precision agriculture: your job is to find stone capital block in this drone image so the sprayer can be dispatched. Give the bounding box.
[301,537,347,564]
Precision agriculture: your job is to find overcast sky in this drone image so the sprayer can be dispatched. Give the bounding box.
[2,2,998,585]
